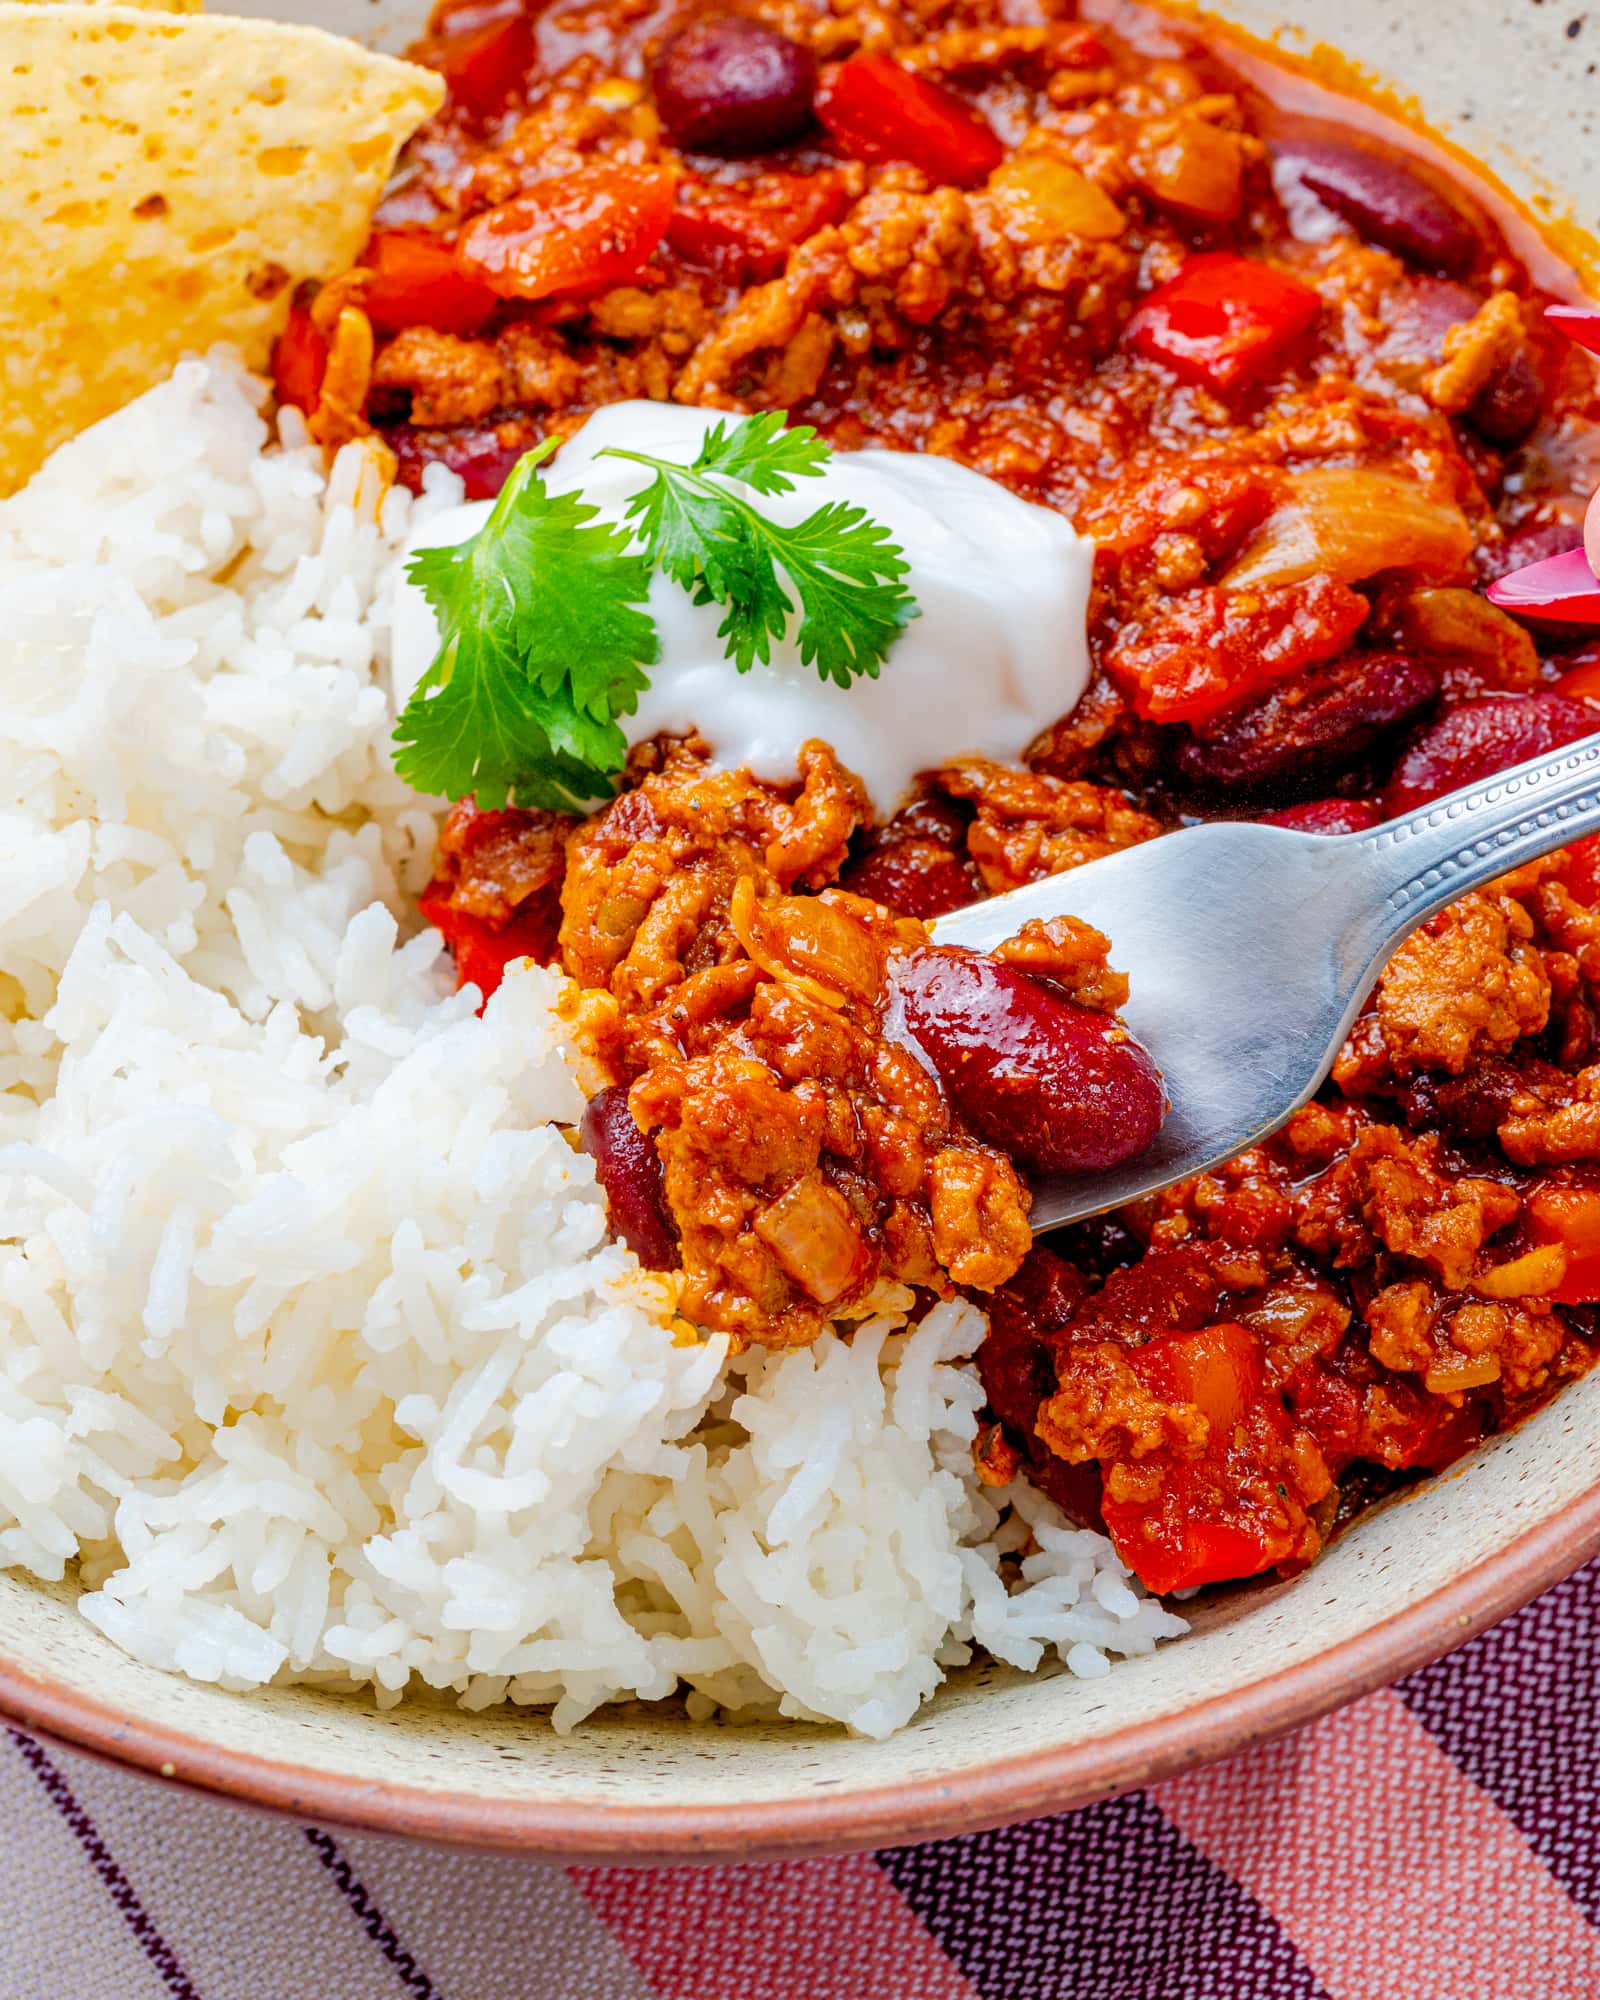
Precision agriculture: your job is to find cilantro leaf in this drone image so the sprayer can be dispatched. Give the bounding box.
[392,444,657,813]
[600,414,919,687]
[691,410,830,495]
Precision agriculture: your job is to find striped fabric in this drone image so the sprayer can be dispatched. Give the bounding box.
[7,1557,1598,1999]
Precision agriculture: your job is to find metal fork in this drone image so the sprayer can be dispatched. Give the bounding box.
[931,737,1600,1230]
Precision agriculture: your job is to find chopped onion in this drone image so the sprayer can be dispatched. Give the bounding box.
[1222,467,1474,592]
[753,1175,866,1304]
[729,876,886,1007]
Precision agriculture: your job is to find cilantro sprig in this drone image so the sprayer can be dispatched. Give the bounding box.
[393,442,657,813]
[392,412,920,809]
[599,412,918,689]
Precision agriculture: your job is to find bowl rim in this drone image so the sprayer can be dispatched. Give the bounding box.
[2,1475,1596,1864]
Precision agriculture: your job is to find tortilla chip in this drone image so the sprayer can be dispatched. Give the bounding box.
[0,5,443,491]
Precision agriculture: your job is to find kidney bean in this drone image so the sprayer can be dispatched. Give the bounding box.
[1259,797,1383,835]
[1378,277,1545,446]
[1468,345,1546,448]
[382,419,540,499]
[1384,691,1600,816]
[579,1085,679,1270]
[977,1248,1105,1529]
[1399,1060,1539,1144]
[839,794,978,918]
[1386,275,1478,351]
[1176,651,1441,801]
[1273,131,1487,275]
[840,847,977,919]
[894,947,1165,1175]
[651,15,816,155]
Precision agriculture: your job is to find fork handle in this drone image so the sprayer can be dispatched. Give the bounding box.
[1350,735,1600,955]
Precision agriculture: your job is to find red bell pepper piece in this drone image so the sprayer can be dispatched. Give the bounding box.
[1486,546,1600,626]
[423,6,537,118]
[1527,1184,1600,1303]
[361,231,499,336]
[272,302,328,413]
[418,883,561,1004]
[667,171,850,284]
[1125,252,1322,395]
[816,54,1003,189]
[1098,1321,1309,1595]
[457,165,676,302]
[1105,575,1369,727]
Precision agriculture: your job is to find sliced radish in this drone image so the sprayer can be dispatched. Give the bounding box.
[1486,545,1600,624]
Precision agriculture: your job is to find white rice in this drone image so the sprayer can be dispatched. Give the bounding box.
[0,355,1184,1736]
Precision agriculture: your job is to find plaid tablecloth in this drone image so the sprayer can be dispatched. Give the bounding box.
[6,1552,1598,1999]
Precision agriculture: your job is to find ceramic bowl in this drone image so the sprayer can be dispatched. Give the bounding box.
[3,0,1597,1864]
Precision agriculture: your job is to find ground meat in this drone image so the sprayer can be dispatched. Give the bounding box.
[842,174,974,323]
[673,226,851,406]
[935,757,1160,892]
[991,914,1129,1012]
[371,327,505,427]
[496,325,584,408]
[588,284,710,353]
[1423,290,1527,414]
[1294,1125,1519,1290]
[1368,1280,1567,1398]
[1372,885,1552,1076]
[1500,1067,1600,1165]
[556,739,1035,1343]
[1036,1341,1209,1463]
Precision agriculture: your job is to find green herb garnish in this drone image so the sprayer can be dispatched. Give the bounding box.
[393,441,657,813]
[600,412,917,688]
[392,413,919,808]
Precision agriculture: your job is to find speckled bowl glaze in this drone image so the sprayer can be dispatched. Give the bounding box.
[4,0,1597,1864]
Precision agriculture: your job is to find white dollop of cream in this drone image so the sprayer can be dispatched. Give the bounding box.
[389,400,1095,819]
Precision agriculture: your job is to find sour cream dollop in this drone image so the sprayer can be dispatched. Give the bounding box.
[389,401,1096,818]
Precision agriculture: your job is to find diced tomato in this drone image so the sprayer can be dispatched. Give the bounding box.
[816,53,1003,189]
[457,165,676,302]
[1099,1322,1314,1595]
[1105,575,1369,727]
[360,232,499,336]
[1527,1184,1600,1303]
[422,6,537,118]
[272,302,329,414]
[1125,252,1322,396]
[419,883,561,1004]
[666,171,850,284]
